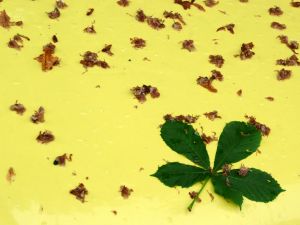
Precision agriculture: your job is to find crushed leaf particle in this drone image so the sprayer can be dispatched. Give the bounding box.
[238,42,255,60]
[130,37,146,48]
[10,101,26,115]
[47,7,60,19]
[53,153,72,166]
[86,8,94,16]
[131,85,160,103]
[8,34,30,50]
[277,68,292,80]
[146,16,165,30]
[56,0,68,9]
[80,51,110,69]
[189,191,201,202]
[216,23,235,34]
[238,164,249,176]
[291,1,300,7]
[31,107,45,123]
[276,54,300,66]
[135,9,147,22]
[36,131,55,144]
[172,21,182,30]
[204,111,221,121]
[117,0,130,7]
[120,185,133,199]
[35,43,60,71]
[163,114,199,124]
[6,167,16,183]
[0,10,23,28]
[269,6,283,16]
[271,22,286,30]
[70,183,88,203]
[245,115,271,136]
[182,40,195,52]
[277,35,299,54]
[163,11,185,24]
[101,44,114,56]
[83,24,96,33]
[201,132,218,145]
[204,0,219,7]
[209,55,224,68]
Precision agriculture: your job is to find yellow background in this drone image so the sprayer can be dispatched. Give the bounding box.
[0,0,299,225]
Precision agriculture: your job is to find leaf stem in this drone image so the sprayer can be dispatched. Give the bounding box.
[187,177,210,212]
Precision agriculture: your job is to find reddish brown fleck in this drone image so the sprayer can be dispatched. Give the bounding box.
[207,191,215,201]
[47,7,60,19]
[136,10,147,22]
[238,164,249,176]
[277,35,299,54]
[182,40,195,52]
[101,44,113,56]
[10,101,26,115]
[271,22,286,30]
[6,167,16,183]
[130,37,146,48]
[277,68,292,80]
[96,60,110,69]
[80,51,110,69]
[56,0,68,9]
[245,115,271,136]
[163,11,185,25]
[238,42,255,60]
[131,85,160,103]
[35,43,60,71]
[117,0,130,7]
[172,21,182,31]
[0,10,23,28]
[222,164,232,176]
[146,17,165,30]
[211,70,224,81]
[36,131,55,144]
[209,55,224,68]
[8,34,30,50]
[31,107,45,123]
[269,6,283,16]
[204,0,219,7]
[204,110,221,121]
[163,114,199,124]
[112,210,118,215]
[120,185,133,199]
[52,35,58,43]
[265,96,274,101]
[53,153,72,166]
[197,76,217,93]
[237,89,242,96]
[239,0,248,2]
[201,132,218,145]
[291,1,300,7]
[86,8,94,16]
[83,24,96,33]
[70,183,88,203]
[276,54,300,66]
[217,23,235,34]
[174,0,205,11]
[189,191,201,202]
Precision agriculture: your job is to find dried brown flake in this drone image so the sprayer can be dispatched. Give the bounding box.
[291,1,300,7]
[163,114,199,124]
[207,191,215,201]
[209,55,224,68]
[172,21,182,31]
[201,132,218,145]
[174,0,205,11]
[204,0,219,7]
[197,76,217,93]
[70,183,88,203]
[265,96,274,101]
[36,131,55,144]
[6,167,16,183]
[31,107,45,123]
[52,35,58,43]
[276,54,300,66]
[277,35,299,54]
[217,23,235,34]
[245,115,271,136]
[112,210,118,215]
[222,164,232,176]
[53,153,72,166]
[277,68,292,80]
[101,44,113,56]
[146,17,165,30]
[47,7,60,19]
[271,22,286,30]
[80,51,110,69]
[86,8,94,16]
[238,164,249,176]
[83,24,96,33]
[211,69,224,81]
[117,0,130,7]
[10,101,26,115]
[182,40,195,52]
[237,89,242,96]
[130,37,146,48]
[269,6,283,16]
[8,34,30,50]
[131,85,160,103]
[238,42,255,60]
[120,185,133,199]
[35,43,60,71]
[136,10,147,22]
[189,191,201,202]
[204,110,221,121]
[163,11,185,25]
[0,10,23,28]
[96,60,110,69]
[56,0,67,9]
[239,0,248,2]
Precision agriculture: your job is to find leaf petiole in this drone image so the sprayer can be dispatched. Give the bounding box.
[187,177,210,212]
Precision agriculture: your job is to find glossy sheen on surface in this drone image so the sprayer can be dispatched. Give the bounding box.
[0,1,300,225]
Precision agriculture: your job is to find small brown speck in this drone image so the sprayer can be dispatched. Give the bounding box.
[130,37,146,48]
[277,68,292,80]
[271,22,286,30]
[189,191,201,202]
[10,101,26,115]
[101,44,113,56]
[182,40,195,52]
[204,111,221,121]
[53,153,72,166]
[217,24,235,34]
[237,89,242,96]
[36,131,55,144]
[70,183,88,203]
[31,107,45,123]
[112,210,118,215]
[56,0,68,9]
[120,185,133,199]
[245,115,271,136]
[117,0,130,7]
[204,0,219,7]
[209,55,224,68]
[83,24,96,34]
[6,167,16,183]
[265,96,274,101]
[47,7,60,19]
[269,6,283,16]
[86,8,94,16]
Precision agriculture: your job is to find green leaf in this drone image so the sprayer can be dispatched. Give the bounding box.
[212,174,243,208]
[213,121,261,171]
[226,168,285,203]
[151,162,210,188]
[160,120,210,169]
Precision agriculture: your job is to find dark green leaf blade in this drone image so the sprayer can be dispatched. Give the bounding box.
[161,120,210,169]
[212,174,243,208]
[151,162,210,188]
[227,168,285,203]
[213,121,261,171]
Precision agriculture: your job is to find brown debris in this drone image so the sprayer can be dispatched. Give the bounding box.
[245,115,271,136]
[201,132,218,145]
[204,0,219,7]
[47,7,60,19]
[146,17,165,30]
[204,110,221,121]
[269,6,283,16]
[112,210,118,215]
[276,68,292,80]
[277,35,299,54]
[101,44,113,56]
[86,8,94,16]
[207,191,215,201]
[120,185,133,199]
[163,114,199,124]
[197,76,217,93]
[70,183,88,203]
[222,164,232,176]
[52,35,58,43]
[6,167,16,183]
[130,37,146,48]
[276,54,300,66]
[238,42,255,60]
[174,0,205,11]
[0,10,23,28]
[238,164,249,176]
[239,0,248,2]
[80,51,110,69]
[172,21,182,31]
[10,101,26,115]
[36,131,55,144]
[83,24,96,33]
[31,107,45,123]
[131,85,160,103]
[117,0,130,7]
[265,96,274,101]
[163,11,185,25]
[209,55,224,68]
[53,153,72,166]
[217,23,235,34]
[182,40,195,52]
[56,0,68,9]
[35,43,60,71]
[211,69,224,81]
[8,34,30,50]
[291,1,300,7]
[271,22,286,30]
[136,10,147,22]
[237,89,242,96]
[189,191,201,202]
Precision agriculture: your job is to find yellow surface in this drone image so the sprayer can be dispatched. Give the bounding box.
[1,1,300,225]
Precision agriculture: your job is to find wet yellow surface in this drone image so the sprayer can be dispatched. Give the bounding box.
[1,1,300,225]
